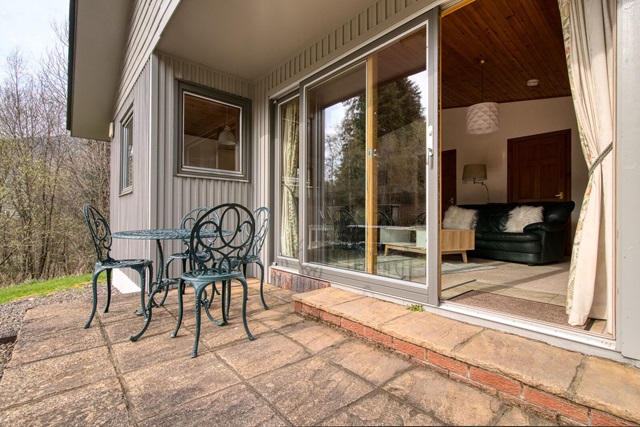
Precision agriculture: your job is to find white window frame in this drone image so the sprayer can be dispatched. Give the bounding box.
[119,110,134,195]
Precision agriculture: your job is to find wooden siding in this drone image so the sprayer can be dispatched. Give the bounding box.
[111,61,153,275]
[115,0,180,118]
[153,54,254,275]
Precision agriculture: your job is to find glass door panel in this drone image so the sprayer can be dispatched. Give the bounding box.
[305,28,428,284]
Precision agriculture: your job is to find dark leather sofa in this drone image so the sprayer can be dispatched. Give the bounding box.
[459,201,575,265]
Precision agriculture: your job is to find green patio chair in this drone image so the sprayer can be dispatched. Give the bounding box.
[82,204,153,329]
[170,203,255,357]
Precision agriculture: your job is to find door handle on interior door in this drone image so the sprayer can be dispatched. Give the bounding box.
[555,192,564,199]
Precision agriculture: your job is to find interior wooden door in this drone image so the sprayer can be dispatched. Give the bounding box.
[507,130,571,203]
[508,130,572,254]
[441,149,457,220]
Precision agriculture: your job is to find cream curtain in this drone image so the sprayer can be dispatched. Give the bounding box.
[280,100,300,258]
[559,0,615,334]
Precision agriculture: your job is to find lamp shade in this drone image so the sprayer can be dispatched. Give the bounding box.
[217,125,236,146]
[466,102,499,134]
[462,164,487,182]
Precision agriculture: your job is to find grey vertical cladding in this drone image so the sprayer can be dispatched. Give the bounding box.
[153,54,254,272]
[111,61,153,263]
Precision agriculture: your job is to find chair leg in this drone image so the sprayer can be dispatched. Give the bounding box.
[104,269,112,313]
[238,277,254,341]
[171,279,185,338]
[224,280,231,320]
[257,260,268,310]
[84,269,101,329]
[130,271,156,343]
[181,259,187,294]
[192,286,204,357]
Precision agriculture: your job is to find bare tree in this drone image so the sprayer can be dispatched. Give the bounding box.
[0,21,110,287]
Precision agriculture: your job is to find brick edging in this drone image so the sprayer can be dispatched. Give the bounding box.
[295,301,634,427]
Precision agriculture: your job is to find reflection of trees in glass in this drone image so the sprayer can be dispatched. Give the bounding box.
[328,77,425,224]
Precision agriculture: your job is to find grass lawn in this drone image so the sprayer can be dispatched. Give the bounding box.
[0,274,104,305]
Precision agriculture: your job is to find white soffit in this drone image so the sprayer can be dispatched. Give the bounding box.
[156,0,375,81]
[70,0,131,140]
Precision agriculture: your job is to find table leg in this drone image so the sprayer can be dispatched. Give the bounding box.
[134,239,166,316]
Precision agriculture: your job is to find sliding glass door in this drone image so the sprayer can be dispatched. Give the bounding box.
[304,28,429,284]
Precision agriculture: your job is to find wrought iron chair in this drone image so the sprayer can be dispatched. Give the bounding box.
[82,204,153,329]
[223,207,270,315]
[163,207,217,288]
[170,203,255,357]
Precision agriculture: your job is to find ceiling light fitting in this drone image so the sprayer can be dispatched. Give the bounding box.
[466,59,500,135]
[527,79,539,87]
[217,106,236,146]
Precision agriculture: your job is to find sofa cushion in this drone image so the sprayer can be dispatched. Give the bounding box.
[443,206,478,230]
[476,231,541,242]
[504,205,544,232]
[475,238,542,254]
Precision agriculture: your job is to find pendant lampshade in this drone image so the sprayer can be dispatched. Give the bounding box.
[466,60,499,135]
[217,106,236,146]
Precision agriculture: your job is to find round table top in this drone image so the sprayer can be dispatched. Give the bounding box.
[112,228,218,240]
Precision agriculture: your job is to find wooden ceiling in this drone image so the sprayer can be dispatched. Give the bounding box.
[440,0,571,109]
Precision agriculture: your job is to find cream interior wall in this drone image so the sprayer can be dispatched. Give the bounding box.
[441,96,588,240]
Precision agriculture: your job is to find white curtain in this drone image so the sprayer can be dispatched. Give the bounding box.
[280,100,300,258]
[559,0,615,334]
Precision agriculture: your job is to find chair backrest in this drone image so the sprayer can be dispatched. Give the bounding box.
[247,207,270,257]
[83,204,113,263]
[188,203,255,274]
[178,207,218,246]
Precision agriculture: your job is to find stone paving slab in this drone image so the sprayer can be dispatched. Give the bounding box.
[454,329,584,396]
[320,339,414,386]
[381,309,483,357]
[280,321,349,353]
[122,351,241,422]
[249,357,375,426]
[139,383,286,427]
[292,287,364,310]
[111,328,196,373]
[10,325,104,365]
[319,390,441,426]
[574,356,640,423]
[384,367,504,426]
[0,377,131,427]
[325,295,410,328]
[216,332,311,379]
[0,346,115,409]
[495,406,557,426]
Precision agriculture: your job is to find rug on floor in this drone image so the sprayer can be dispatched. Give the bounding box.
[442,261,496,275]
[449,290,586,329]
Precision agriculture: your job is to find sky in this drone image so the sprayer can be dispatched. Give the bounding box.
[0,0,69,79]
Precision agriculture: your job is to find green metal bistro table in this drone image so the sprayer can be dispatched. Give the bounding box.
[112,228,217,341]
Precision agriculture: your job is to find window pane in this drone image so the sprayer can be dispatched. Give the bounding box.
[305,28,427,283]
[183,93,240,172]
[307,63,367,271]
[280,98,300,258]
[121,113,133,192]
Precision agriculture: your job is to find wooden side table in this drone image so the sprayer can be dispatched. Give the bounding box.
[441,229,475,263]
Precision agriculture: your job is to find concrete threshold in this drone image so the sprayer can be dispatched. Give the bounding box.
[294,287,640,426]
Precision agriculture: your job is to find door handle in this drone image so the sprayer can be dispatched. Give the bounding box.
[555,192,564,199]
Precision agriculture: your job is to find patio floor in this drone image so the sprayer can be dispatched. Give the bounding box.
[0,279,560,426]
